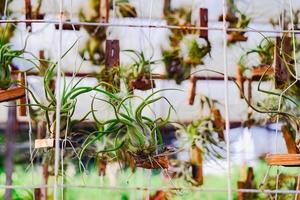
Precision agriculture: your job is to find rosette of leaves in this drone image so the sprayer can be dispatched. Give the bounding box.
[223,0,251,44]
[164,7,195,47]
[0,42,23,90]
[123,50,157,90]
[97,65,120,93]
[163,36,211,84]
[79,0,107,65]
[238,37,274,78]
[79,89,177,170]
[115,0,137,18]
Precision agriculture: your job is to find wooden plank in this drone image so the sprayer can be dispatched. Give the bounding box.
[105,40,120,68]
[99,0,110,23]
[251,65,274,78]
[0,87,25,103]
[236,66,244,98]
[54,23,80,31]
[281,125,298,154]
[199,8,208,39]
[163,0,171,15]
[266,154,300,166]
[274,36,290,89]
[190,145,203,186]
[188,76,197,105]
[24,0,32,31]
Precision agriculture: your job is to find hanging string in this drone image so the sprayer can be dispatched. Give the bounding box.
[53,0,64,199]
[288,0,299,79]
[222,0,232,199]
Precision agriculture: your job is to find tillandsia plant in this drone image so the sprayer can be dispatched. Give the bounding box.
[174,95,225,186]
[79,0,107,65]
[0,24,24,90]
[164,7,195,47]
[163,36,211,84]
[79,89,178,171]
[123,49,157,91]
[115,0,137,18]
[97,65,121,93]
[238,37,275,79]
[162,6,211,84]
[270,9,300,31]
[220,0,251,44]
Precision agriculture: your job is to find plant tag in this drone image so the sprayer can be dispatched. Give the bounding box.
[35,139,54,148]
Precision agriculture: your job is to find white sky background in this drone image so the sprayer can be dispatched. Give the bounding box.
[1,0,299,125]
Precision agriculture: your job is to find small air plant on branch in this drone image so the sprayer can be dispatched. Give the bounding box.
[79,89,179,171]
[123,49,157,91]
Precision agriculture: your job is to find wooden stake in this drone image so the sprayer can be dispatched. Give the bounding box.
[99,0,110,23]
[199,8,208,39]
[281,125,298,154]
[211,108,225,140]
[274,36,290,89]
[105,40,120,68]
[236,66,244,98]
[24,0,32,32]
[188,76,197,105]
[163,0,171,15]
[190,145,203,186]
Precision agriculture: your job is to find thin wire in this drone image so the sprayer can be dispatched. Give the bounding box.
[3,0,8,19]
[24,73,35,198]
[54,0,64,199]
[2,184,300,194]
[2,19,300,34]
[288,0,299,79]
[222,0,232,199]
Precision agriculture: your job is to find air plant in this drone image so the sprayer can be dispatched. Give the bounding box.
[220,0,251,44]
[238,37,275,78]
[0,40,24,90]
[97,65,121,93]
[163,36,211,84]
[164,7,195,47]
[175,95,225,186]
[79,0,107,65]
[115,0,137,18]
[79,89,178,171]
[123,50,157,91]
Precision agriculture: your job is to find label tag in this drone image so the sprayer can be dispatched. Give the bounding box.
[35,139,54,148]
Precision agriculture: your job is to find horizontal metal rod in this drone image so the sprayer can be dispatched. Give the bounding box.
[0,184,300,194]
[0,19,299,34]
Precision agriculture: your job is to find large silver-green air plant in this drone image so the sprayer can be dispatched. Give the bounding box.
[0,42,23,89]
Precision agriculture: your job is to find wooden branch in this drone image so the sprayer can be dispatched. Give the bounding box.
[54,22,80,31]
[24,0,32,31]
[105,40,120,68]
[237,167,256,200]
[199,8,208,39]
[265,154,300,166]
[99,0,110,23]
[163,0,171,15]
[251,65,274,80]
[188,76,197,105]
[190,145,203,186]
[236,66,245,98]
[274,36,290,89]
[281,125,298,154]
[0,87,25,103]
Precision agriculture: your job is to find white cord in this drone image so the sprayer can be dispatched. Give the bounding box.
[53,0,64,199]
[288,0,300,79]
[222,0,232,199]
